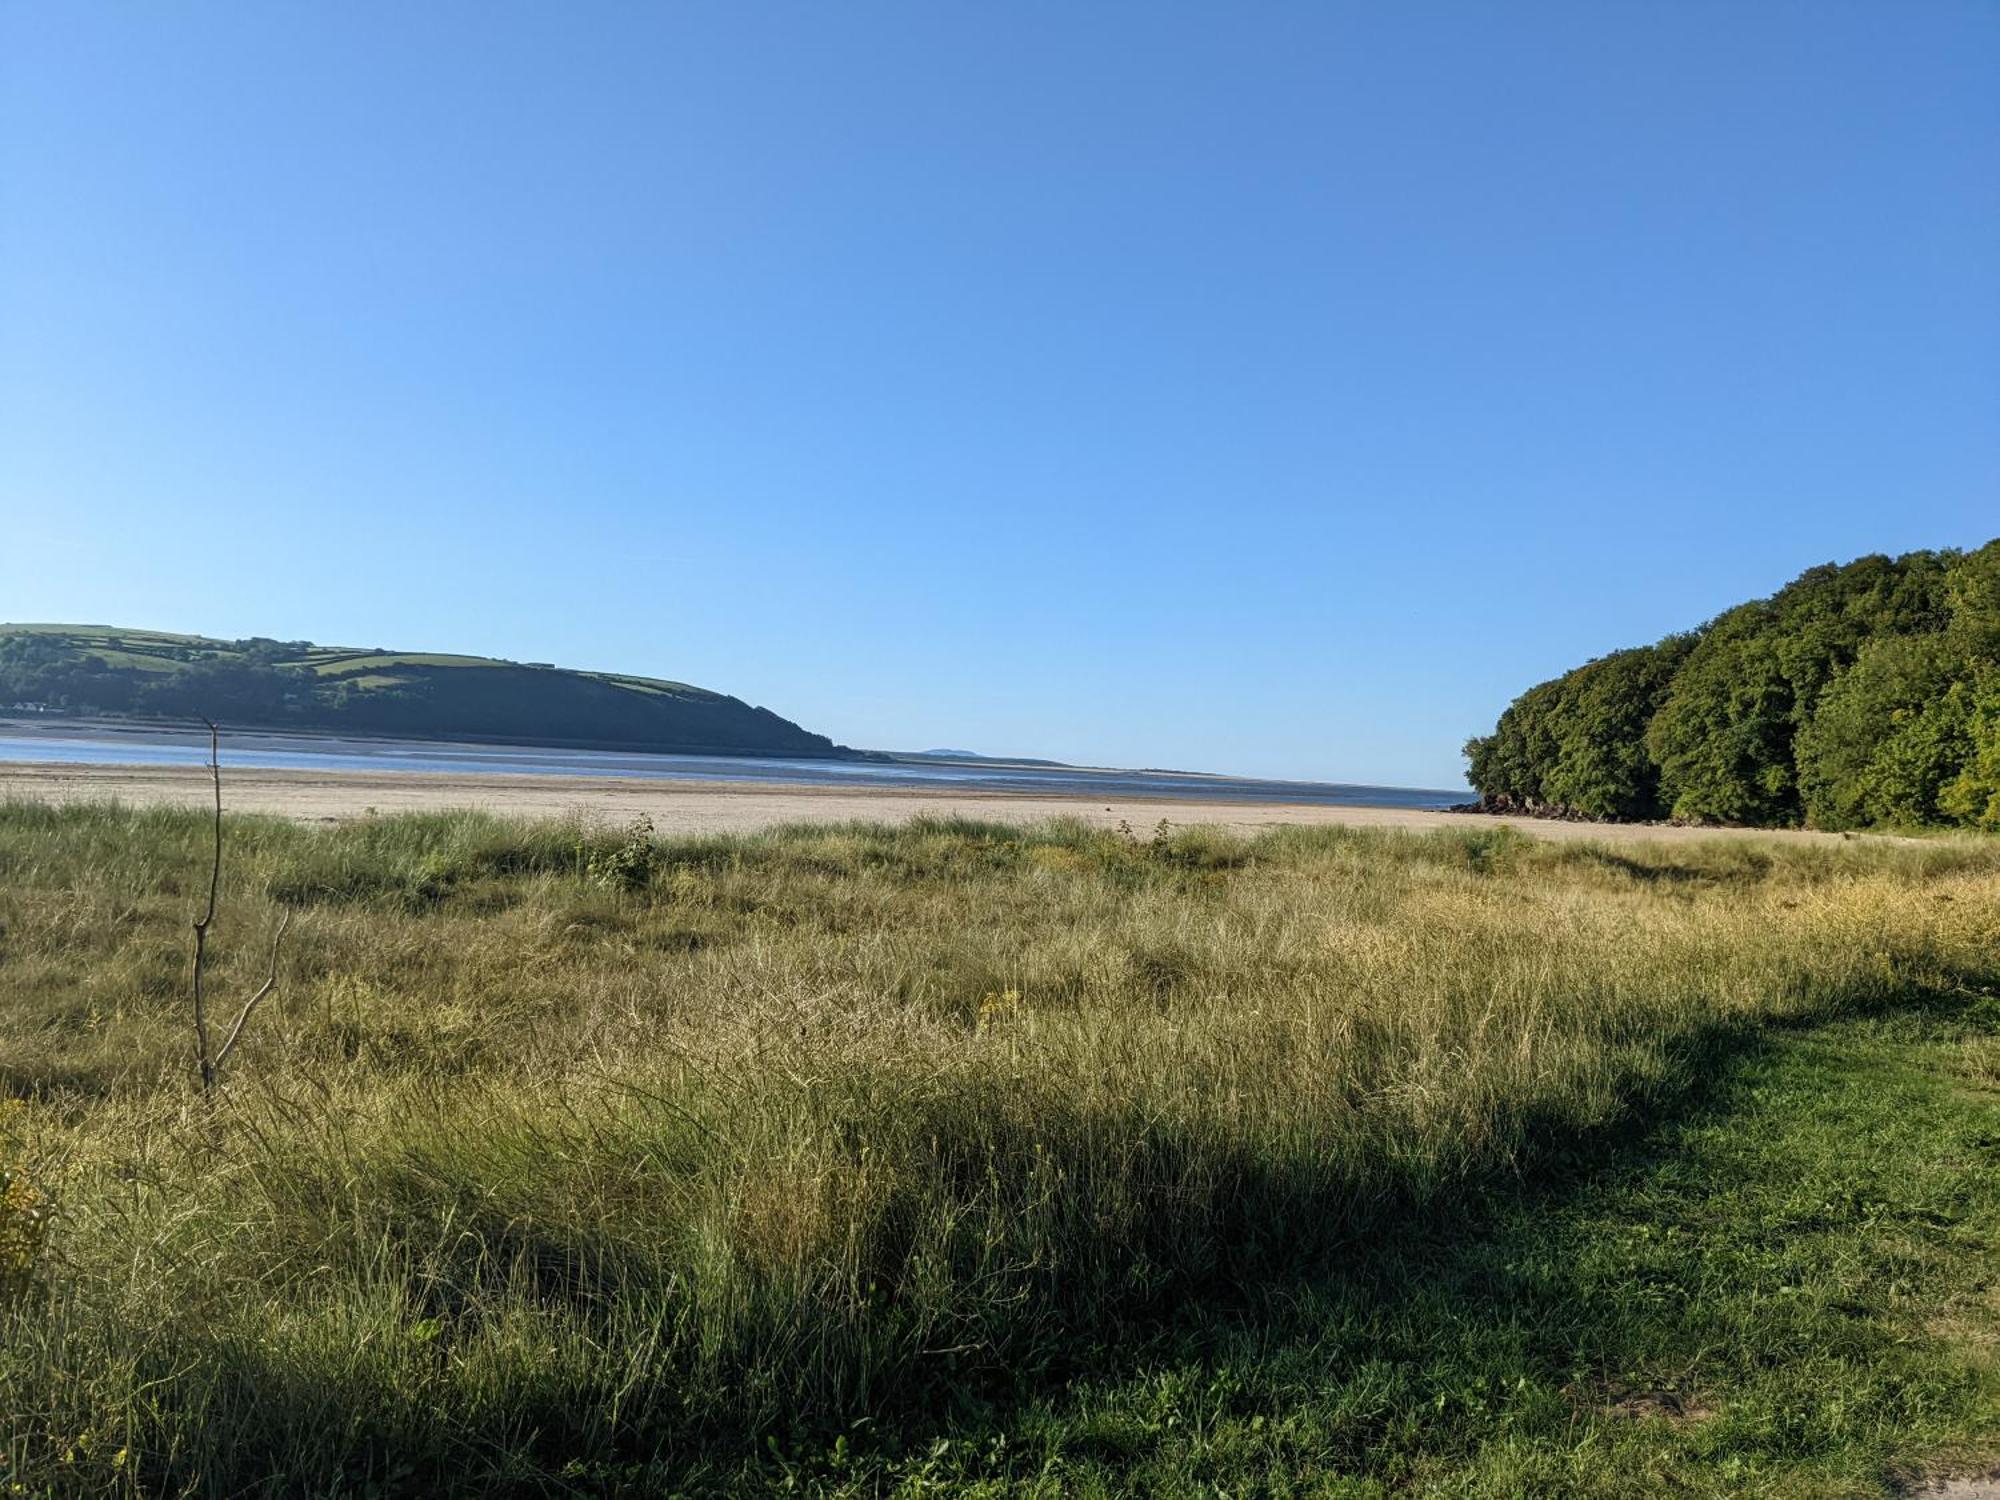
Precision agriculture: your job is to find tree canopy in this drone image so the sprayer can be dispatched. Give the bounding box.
[1465,541,2000,830]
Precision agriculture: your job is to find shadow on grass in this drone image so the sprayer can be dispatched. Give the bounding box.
[748,978,2000,1492]
[125,981,2000,1498]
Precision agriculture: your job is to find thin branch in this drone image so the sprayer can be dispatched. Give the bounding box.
[191,719,222,1094]
[214,909,292,1070]
[196,718,221,930]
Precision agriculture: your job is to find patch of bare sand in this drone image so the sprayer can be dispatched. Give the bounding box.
[1905,1475,2000,1499]
[0,760,1914,846]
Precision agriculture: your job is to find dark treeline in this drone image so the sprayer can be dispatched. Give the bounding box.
[0,636,317,722]
[1465,540,2000,830]
[0,630,845,758]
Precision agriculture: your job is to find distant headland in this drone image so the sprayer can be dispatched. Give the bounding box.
[0,624,851,759]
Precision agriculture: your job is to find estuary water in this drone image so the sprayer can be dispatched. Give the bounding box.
[0,721,1467,810]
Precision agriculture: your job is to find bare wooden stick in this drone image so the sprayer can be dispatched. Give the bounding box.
[189,720,287,1094]
[191,719,222,1093]
[215,910,292,1070]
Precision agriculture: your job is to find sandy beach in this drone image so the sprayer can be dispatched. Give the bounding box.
[0,759,1888,846]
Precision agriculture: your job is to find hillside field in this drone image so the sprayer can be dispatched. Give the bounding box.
[0,625,845,758]
[1,805,1998,1494]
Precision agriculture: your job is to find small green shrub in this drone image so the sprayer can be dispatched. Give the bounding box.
[587,814,658,892]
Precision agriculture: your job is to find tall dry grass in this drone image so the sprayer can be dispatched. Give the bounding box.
[0,803,1994,1493]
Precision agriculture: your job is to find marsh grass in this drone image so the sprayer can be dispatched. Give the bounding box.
[0,803,1996,1494]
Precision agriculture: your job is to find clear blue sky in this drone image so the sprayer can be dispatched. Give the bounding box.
[3,3,1994,787]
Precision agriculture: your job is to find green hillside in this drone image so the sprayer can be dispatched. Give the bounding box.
[1465,539,2000,830]
[0,625,848,758]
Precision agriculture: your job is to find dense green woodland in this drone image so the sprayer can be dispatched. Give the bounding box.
[0,625,845,758]
[1466,540,2000,830]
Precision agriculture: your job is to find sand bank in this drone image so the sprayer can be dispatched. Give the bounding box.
[0,760,1894,846]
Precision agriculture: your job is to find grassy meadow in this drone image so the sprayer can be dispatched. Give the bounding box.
[0,803,1997,1495]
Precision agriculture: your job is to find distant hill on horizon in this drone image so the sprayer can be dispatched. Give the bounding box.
[0,624,849,759]
[896,748,1069,768]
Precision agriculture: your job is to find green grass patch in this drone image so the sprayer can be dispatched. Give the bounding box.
[302,652,507,674]
[786,1003,2000,1497]
[0,806,1995,1495]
